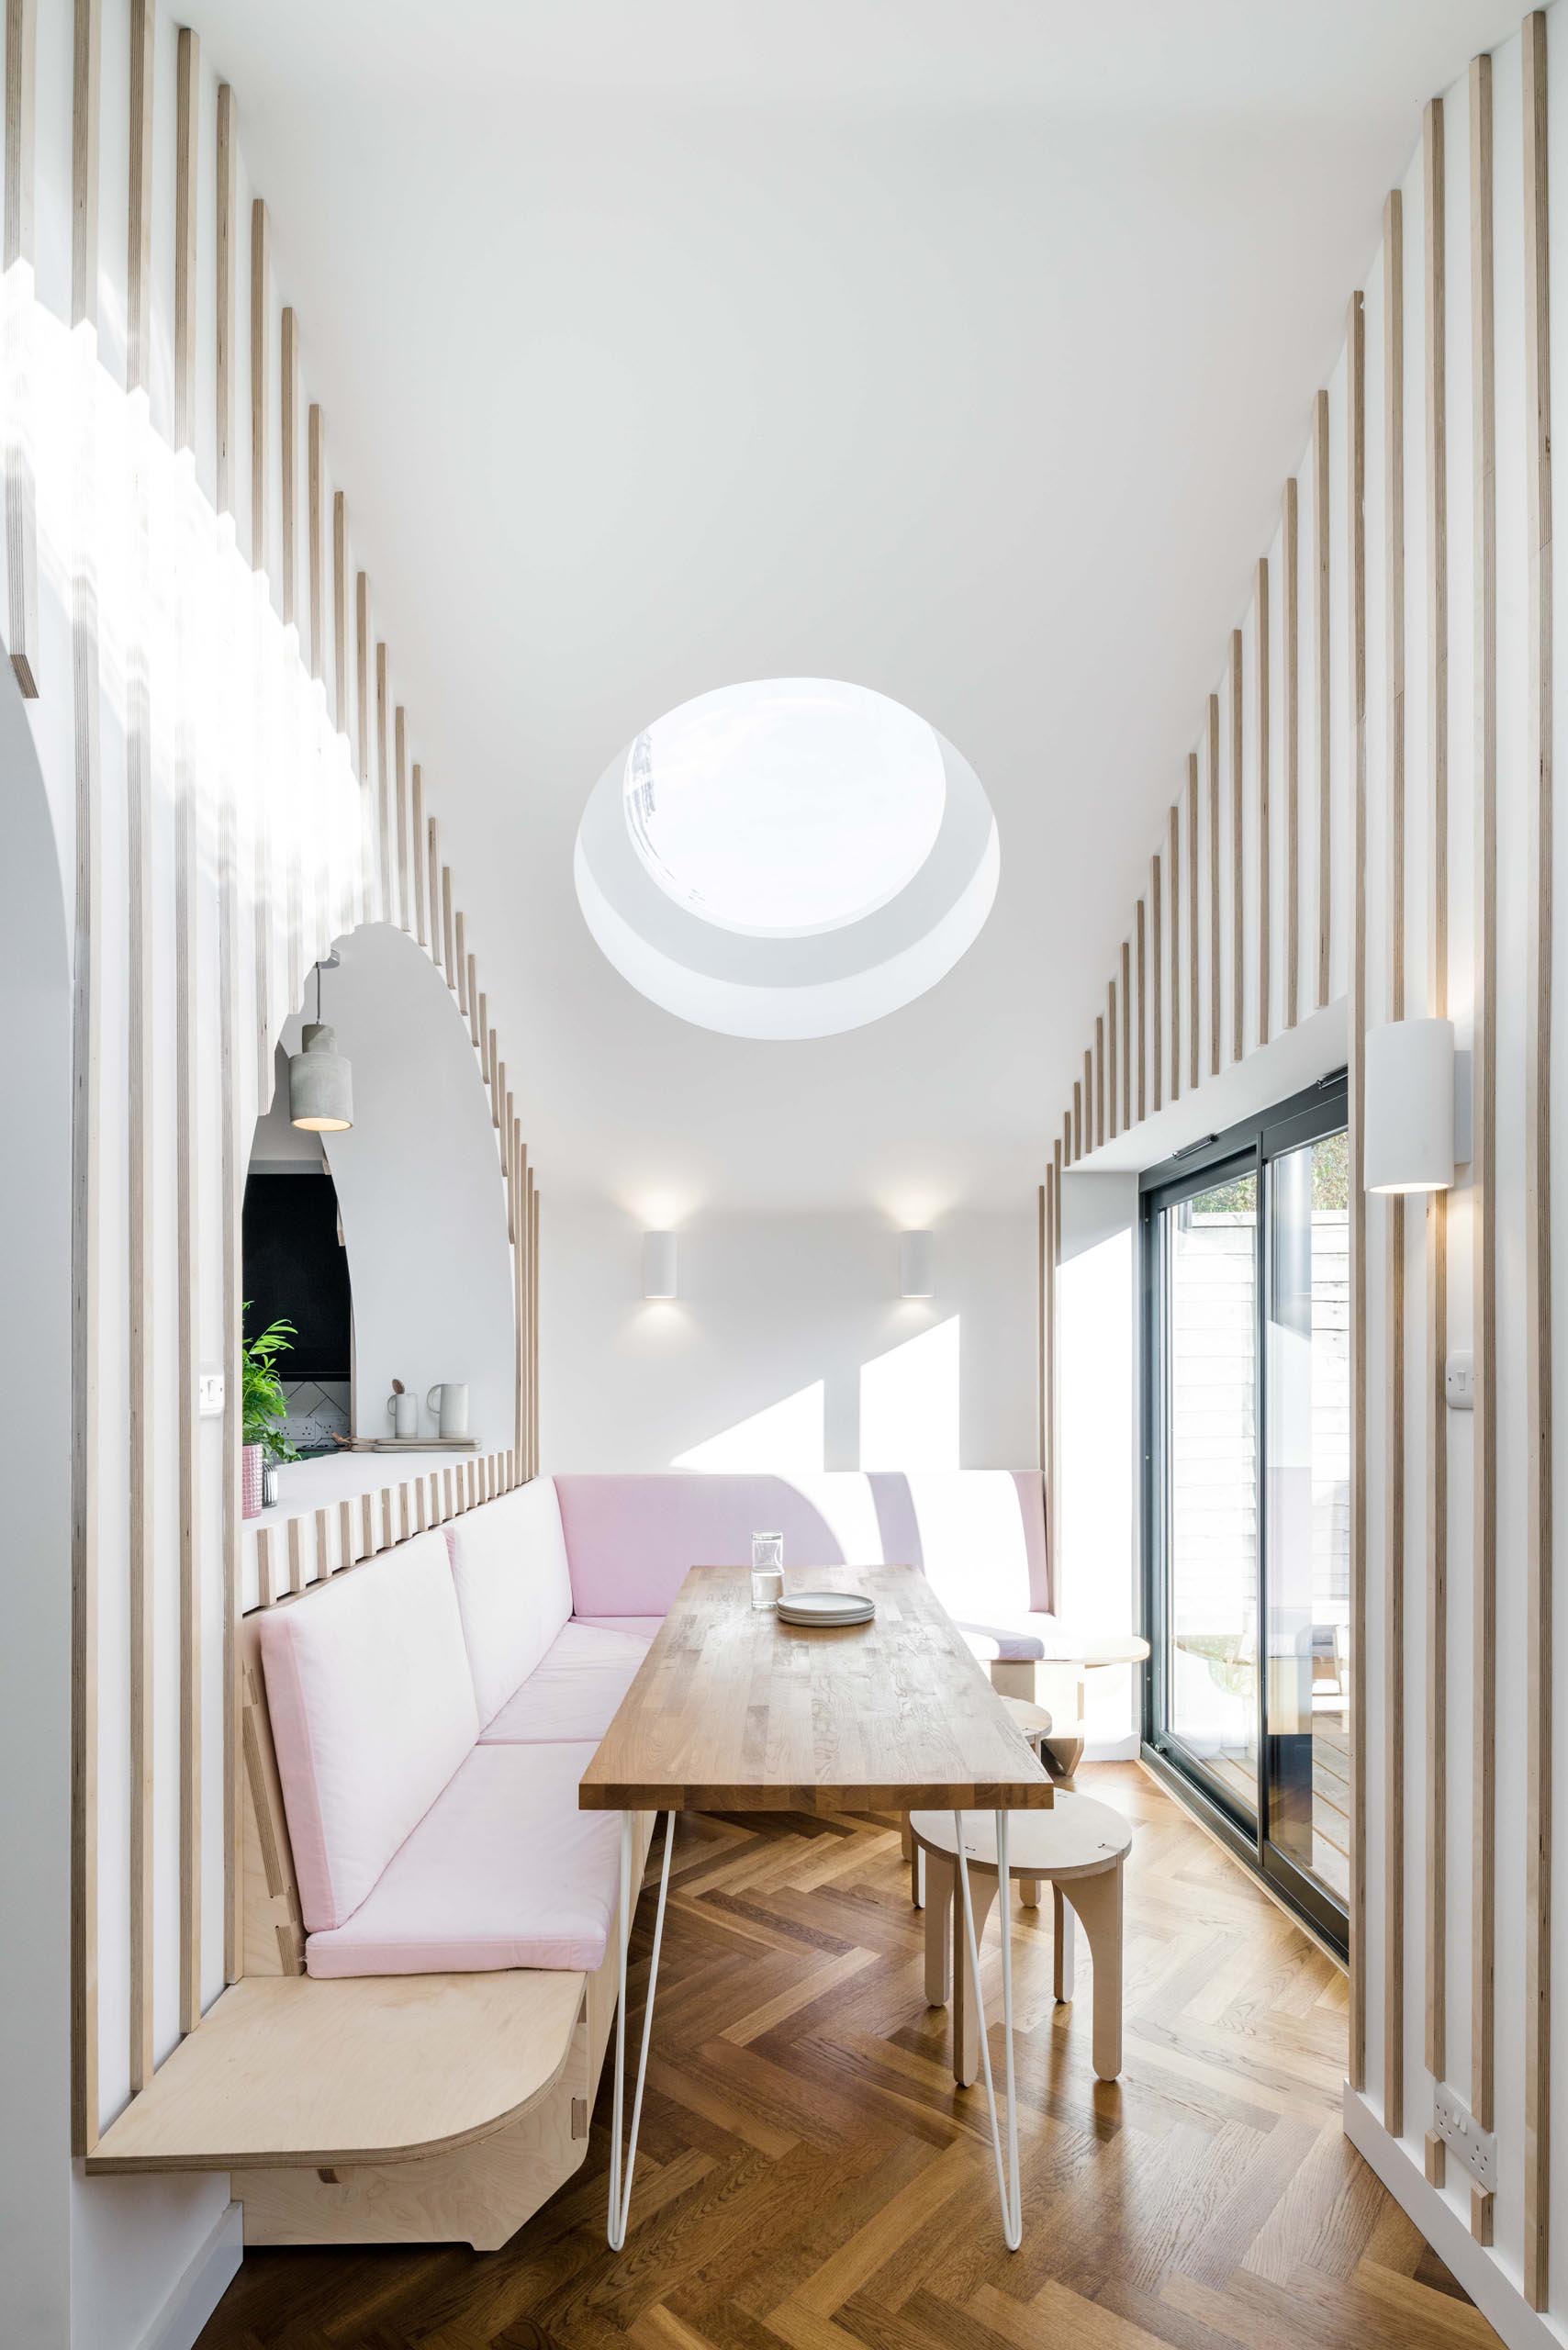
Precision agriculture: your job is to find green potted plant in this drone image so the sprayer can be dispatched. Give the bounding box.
[241,1308,301,1518]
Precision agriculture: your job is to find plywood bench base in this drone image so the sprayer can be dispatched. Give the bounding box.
[234,1941,621,2248]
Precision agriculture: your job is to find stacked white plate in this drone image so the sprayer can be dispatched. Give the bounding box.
[776,1590,875,1628]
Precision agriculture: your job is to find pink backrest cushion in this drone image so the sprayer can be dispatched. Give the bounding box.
[443,1480,575,1726]
[259,1530,479,1932]
[553,1472,1048,1620]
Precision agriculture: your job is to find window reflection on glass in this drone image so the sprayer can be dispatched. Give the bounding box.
[1265,1131,1350,1904]
[1165,1169,1260,1818]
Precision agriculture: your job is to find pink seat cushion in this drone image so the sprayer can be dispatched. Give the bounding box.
[479,1622,647,1745]
[554,1472,1049,1622]
[576,1615,659,1643]
[304,1744,620,1977]
[260,1532,479,1934]
[444,1480,575,1727]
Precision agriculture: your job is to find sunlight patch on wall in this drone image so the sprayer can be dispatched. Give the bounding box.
[672,1380,825,1472]
[859,1315,959,1472]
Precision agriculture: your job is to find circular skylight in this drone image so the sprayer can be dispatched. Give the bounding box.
[623,678,946,938]
[576,677,998,1040]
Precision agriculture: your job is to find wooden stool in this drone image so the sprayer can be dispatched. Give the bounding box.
[913,1794,1132,2082]
[903,1698,1053,1908]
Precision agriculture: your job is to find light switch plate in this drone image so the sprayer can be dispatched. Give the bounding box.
[198,1371,226,1417]
[1434,2082,1496,2191]
[1445,1350,1475,1412]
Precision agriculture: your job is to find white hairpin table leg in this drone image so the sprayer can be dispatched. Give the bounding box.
[607,1808,676,2251]
[952,1808,1023,2251]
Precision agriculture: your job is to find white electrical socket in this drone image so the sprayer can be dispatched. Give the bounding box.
[198,1371,226,1417]
[1433,2081,1497,2191]
[1445,1351,1475,1412]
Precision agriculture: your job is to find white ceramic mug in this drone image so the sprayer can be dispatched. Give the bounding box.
[386,1391,417,1438]
[426,1381,469,1439]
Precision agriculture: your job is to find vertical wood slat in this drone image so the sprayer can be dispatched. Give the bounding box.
[1383,184,1406,2144]
[442,866,456,991]
[1208,692,1222,1074]
[214,76,242,1988]
[331,491,347,733]
[1187,754,1199,1089]
[5,0,39,693]
[249,198,268,571]
[1094,1020,1104,1147]
[1316,388,1333,1008]
[531,1183,541,1476]
[1150,857,1163,1115]
[395,704,410,931]
[429,819,442,973]
[1072,1080,1082,1163]
[250,198,272,1107]
[1423,86,1450,2194]
[174,15,202,2044]
[214,83,235,514]
[355,573,370,894]
[1347,281,1369,2100]
[1470,50,1497,2242]
[280,308,298,627]
[1284,480,1301,1030]
[1230,630,1245,1062]
[173,27,196,451]
[1136,900,1148,1123]
[1168,803,1181,1101]
[1523,11,1553,2306]
[1120,938,1132,1130]
[126,0,154,2098]
[279,305,301,1004]
[412,765,427,947]
[375,637,390,919]
[1257,556,1271,1046]
[1082,1048,1093,1157]
[514,1128,526,1465]
[455,911,468,1016]
[68,0,101,2152]
[307,405,323,683]
[1107,979,1118,1143]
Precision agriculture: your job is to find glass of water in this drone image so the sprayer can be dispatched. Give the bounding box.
[751,1531,784,1609]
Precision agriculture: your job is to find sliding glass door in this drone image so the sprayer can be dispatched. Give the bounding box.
[1142,1078,1350,1951]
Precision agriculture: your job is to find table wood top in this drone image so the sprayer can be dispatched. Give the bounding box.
[578,1564,1056,1815]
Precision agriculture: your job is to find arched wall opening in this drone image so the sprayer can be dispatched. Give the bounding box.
[247,923,517,1461]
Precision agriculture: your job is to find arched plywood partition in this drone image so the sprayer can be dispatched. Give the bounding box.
[0,649,74,2333]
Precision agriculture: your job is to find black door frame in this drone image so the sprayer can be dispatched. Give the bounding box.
[1138,1069,1350,1956]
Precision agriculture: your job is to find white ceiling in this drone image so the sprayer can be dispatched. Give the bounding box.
[191,0,1510,1214]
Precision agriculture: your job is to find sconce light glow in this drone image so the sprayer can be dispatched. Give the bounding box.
[900,1231,935,1300]
[1363,1018,1456,1192]
[643,1232,678,1301]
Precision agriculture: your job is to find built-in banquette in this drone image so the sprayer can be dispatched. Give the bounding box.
[84,1471,1060,2249]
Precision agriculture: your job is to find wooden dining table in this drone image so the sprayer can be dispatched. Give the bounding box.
[579,1561,1054,2251]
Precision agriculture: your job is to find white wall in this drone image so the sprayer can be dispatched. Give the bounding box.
[543,1203,1036,1479]
[1057,1173,1140,1753]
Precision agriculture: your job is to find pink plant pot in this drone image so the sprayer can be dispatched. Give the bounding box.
[241,1442,264,1520]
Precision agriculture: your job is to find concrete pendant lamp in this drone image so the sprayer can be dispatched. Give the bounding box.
[289,954,353,1132]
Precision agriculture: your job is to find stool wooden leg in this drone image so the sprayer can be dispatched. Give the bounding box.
[1053,1884,1075,2002]
[1066,1863,1124,2080]
[1019,1874,1041,1910]
[924,1851,955,2006]
[953,1869,1000,2088]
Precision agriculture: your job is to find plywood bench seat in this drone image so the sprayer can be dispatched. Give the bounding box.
[84,1967,588,2174]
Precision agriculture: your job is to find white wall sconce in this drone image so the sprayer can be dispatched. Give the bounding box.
[642,1232,678,1300]
[289,954,353,1132]
[900,1230,935,1299]
[1363,1017,1470,1192]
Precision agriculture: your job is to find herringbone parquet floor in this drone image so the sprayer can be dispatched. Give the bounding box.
[196,1763,1500,2350]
